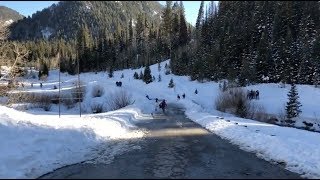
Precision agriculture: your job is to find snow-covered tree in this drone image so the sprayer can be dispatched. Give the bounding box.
[285,83,302,123]
[168,78,174,88]
[143,65,152,84]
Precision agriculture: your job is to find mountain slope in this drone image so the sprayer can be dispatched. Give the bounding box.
[9,1,163,40]
[0,6,24,25]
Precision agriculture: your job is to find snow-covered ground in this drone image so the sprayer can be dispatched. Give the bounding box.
[0,105,145,178]
[1,60,320,178]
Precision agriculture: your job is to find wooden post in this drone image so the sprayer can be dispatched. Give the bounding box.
[58,54,61,118]
[77,57,81,117]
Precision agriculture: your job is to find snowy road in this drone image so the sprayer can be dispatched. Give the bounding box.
[38,104,301,179]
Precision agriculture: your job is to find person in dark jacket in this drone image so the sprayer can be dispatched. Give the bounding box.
[182,93,185,99]
[159,99,167,113]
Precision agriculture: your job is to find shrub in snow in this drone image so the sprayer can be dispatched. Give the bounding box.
[302,121,314,130]
[26,94,52,111]
[91,103,104,113]
[11,66,26,77]
[285,83,302,125]
[277,108,287,125]
[42,103,52,111]
[246,103,268,122]
[31,102,51,111]
[235,94,248,118]
[62,93,76,109]
[168,78,174,88]
[11,92,29,104]
[92,84,104,98]
[0,85,10,97]
[133,72,139,79]
[215,88,254,118]
[106,89,134,111]
[50,94,60,104]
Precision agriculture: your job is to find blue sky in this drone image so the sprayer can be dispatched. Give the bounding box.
[0,1,213,26]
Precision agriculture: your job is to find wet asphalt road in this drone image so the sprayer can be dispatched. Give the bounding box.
[39,104,301,179]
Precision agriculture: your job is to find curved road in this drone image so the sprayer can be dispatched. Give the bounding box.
[39,104,301,179]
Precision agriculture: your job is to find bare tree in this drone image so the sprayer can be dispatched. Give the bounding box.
[0,23,30,77]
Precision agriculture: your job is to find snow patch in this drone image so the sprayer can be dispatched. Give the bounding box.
[153,10,158,16]
[4,19,13,25]
[40,27,52,39]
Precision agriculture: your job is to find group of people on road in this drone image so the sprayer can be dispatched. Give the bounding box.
[146,95,167,113]
[146,88,199,114]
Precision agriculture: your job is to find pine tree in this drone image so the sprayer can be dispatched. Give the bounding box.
[68,56,76,75]
[297,13,317,84]
[38,61,49,79]
[256,30,268,82]
[171,11,180,50]
[77,24,93,73]
[168,78,174,88]
[179,1,188,46]
[161,1,173,58]
[195,1,204,39]
[133,72,139,79]
[43,63,49,77]
[236,97,247,118]
[108,67,114,78]
[312,35,320,86]
[136,13,145,67]
[285,83,302,124]
[143,65,153,84]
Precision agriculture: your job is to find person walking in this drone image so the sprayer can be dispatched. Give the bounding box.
[159,99,167,113]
